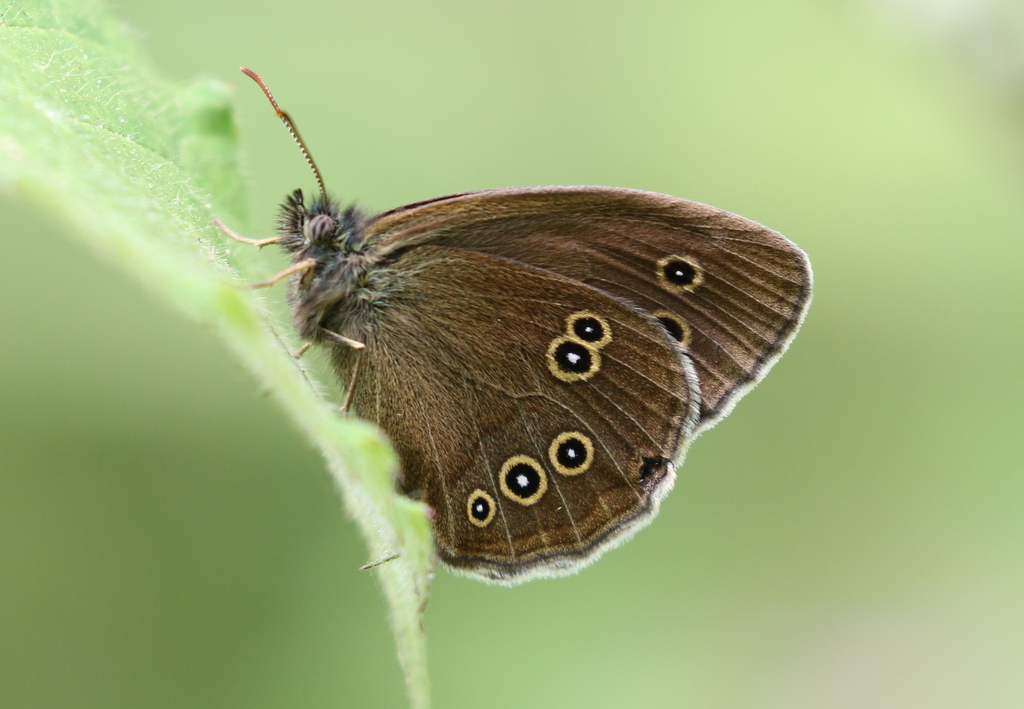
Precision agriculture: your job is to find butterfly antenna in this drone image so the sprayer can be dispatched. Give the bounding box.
[240,67,329,205]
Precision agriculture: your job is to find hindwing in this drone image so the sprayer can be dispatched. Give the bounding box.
[333,245,698,583]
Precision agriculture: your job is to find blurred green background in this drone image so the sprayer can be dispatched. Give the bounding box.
[3,0,1024,707]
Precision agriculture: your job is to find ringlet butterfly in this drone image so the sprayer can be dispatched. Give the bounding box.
[217,68,812,585]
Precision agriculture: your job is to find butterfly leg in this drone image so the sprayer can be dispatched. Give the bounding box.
[249,258,316,289]
[213,220,314,288]
[291,342,312,359]
[339,348,364,415]
[322,329,366,350]
[212,219,284,247]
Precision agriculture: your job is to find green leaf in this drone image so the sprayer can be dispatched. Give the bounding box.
[0,2,433,707]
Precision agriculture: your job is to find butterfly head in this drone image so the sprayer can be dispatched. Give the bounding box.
[236,68,369,258]
[276,188,368,256]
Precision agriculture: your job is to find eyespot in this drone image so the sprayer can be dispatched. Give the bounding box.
[656,255,704,293]
[467,489,496,527]
[548,431,594,476]
[499,455,548,505]
[652,309,691,348]
[546,336,601,382]
[566,310,611,348]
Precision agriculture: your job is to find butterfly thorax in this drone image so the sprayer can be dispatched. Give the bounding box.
[276,189,384,342]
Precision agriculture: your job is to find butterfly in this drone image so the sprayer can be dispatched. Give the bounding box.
[217,68,812,585]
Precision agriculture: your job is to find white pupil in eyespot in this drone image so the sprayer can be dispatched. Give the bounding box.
[567,352,581,364]
[566,448,577,459]
[516,474,529,488]
[475,503,484,512]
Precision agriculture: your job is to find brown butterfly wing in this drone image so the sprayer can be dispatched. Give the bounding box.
[364,186,812,431]
[335,245,698,583]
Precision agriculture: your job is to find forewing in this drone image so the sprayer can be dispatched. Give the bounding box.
[364,186,812,431]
